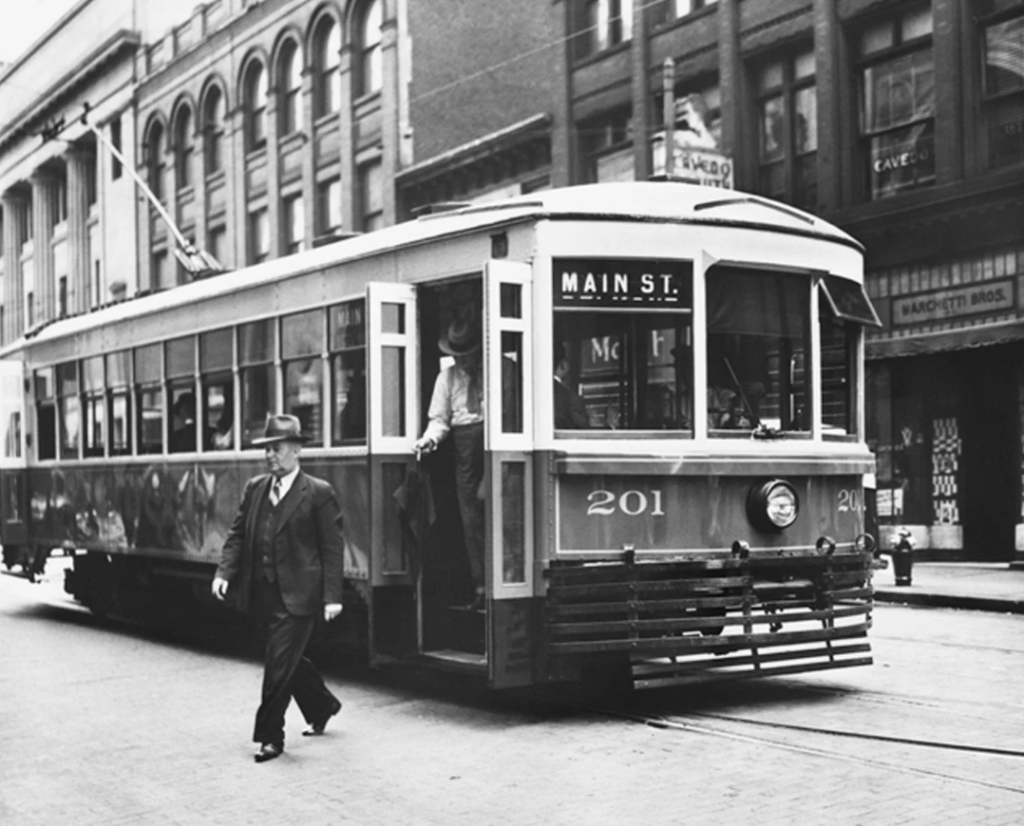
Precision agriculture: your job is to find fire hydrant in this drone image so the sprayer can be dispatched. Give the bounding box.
[889,527,915,586]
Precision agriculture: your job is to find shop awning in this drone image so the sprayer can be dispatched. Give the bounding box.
[867,320,1024,359]
[821,275,882,327]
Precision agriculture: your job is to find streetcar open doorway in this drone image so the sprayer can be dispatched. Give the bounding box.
[415,278,488,659]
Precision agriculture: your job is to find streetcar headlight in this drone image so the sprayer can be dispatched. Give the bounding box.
[746,480,799,531]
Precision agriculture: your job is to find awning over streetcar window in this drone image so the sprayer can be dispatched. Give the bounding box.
[820,275,882,327]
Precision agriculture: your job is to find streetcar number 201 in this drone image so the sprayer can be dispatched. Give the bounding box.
[587,489,665,517]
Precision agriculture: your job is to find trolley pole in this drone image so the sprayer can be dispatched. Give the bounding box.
[40,103,223,278]
[663,58,675,177]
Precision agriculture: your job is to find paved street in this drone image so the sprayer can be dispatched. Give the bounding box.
[2,559,1023,826]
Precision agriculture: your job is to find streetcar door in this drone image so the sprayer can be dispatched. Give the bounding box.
[0,358,28,570]
[483,260,535,688]
[365,283,419,662]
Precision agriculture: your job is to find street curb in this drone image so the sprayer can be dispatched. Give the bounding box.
[873,590,1024,615]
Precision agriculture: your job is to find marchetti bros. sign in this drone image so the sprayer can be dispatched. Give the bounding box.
[892,279,1016,326]
[554,258,692,308]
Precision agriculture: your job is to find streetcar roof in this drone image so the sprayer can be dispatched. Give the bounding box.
[2,181,862,357]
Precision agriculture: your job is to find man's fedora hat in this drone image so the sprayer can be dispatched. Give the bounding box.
[252,414,312,445]
[438,317,481,356]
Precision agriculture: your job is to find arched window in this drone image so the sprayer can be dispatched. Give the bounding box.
[279,41,303,136]
[314,17,341,117]
[174,106,194,189]
[358,0,382,98]
[146,121,165,201]
[244,60,268,150]
[203,86,225,175]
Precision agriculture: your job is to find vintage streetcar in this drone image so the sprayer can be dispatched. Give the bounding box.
[0,181,881,690]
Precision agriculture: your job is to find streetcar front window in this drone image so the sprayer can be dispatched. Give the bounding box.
[552,258,694,432]
[706,267,810,434]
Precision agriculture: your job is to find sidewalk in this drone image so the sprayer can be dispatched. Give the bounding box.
[872,561,1024,614]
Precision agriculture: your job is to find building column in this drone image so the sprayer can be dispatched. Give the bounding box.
[338,45,356,232]
[1,190,28,343]
[630,0,651,182]
[66,147,93,315]
[380,13,399,225]
[550,0,573,187]
[717,0,744,188]
[814,0,843,213]
[30,170,59,325]
[932,0,963,184]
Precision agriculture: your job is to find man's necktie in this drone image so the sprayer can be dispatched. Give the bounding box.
[270,479,282,506]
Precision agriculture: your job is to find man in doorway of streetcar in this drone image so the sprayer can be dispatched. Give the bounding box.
[170,392,197,453]
[211,414,345,763]
[553,346,590,429]
[414,316,486,611]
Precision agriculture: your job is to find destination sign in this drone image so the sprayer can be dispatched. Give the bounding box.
[554,258,692,309]
[892,279,1015,326]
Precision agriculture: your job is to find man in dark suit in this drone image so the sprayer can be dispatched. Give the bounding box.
[212,414,344,763]
[553,348,590,429]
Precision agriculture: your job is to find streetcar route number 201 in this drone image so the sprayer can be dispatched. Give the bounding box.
[587,489,665,517]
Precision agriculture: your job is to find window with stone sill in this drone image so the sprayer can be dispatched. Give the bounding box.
[977,1,1024,169]
[856,4,935,201]
[574,0,633,61]
[755,48,817,211]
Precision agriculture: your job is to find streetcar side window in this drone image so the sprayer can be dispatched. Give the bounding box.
[200,327,234,451]
[282,309,325,445]
[135,343,164,455]
[107,350,132,456]
[167,336,197,453]
[82,356,105,458]
[239,320,276,448]
[329,300,367,445]
[706,268,810,434]
[820,299,856,437]
[57,361,80,459]
[34,367,57,460]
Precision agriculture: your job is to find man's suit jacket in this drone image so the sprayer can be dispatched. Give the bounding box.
[216,470,345,616]
[554,379,590,429]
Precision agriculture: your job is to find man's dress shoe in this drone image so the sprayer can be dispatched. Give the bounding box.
[254,742,284,763]
[303,697,342,736]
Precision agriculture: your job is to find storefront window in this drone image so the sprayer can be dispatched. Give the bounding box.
[553,258,693,431]
[707,268,810,434]
[857,6,935,200]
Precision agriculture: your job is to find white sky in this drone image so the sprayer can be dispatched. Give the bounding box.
[1,1,81,65]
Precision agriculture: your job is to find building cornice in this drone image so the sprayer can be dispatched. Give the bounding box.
[0,29,140,154]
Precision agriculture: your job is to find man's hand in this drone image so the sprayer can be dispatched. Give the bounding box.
[324,603,343,622]
[413,435,435,459]
[211,576,230,601]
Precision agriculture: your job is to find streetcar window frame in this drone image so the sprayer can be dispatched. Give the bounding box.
[282,309,327,446]
[57,361,81,460]
[329,299,367,446]
[239,319,277,449]
[107,350,133,456]
[552,258,695,435]
[200,327,235,452]
[706,266,812,437]
[34,367,57,461]
[134,343,164,455]
[81,355,106,458]
[167,336,198,454]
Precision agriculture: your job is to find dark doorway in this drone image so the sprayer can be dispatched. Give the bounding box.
[956,346,1019,562]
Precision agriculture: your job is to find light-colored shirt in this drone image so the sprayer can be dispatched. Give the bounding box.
[422,363,483,444]
[270,466,300,501]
